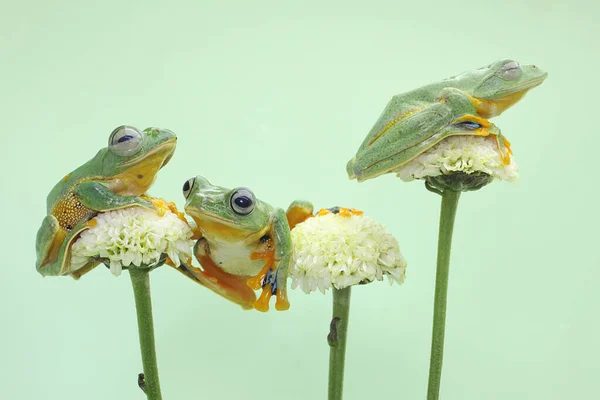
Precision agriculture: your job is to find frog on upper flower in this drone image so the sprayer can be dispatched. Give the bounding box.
[35,125,177,278]
[346,59,547,190]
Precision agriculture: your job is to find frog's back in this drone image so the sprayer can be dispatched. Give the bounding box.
[359,79,462,152]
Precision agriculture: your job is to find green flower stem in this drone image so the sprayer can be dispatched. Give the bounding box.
[427,189,461,400]
[328,287,352,400]
[130,269,163,400]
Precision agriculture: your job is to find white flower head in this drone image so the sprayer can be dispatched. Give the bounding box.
[395,136,519,183]
[71,206,194,276]
[290,209,407,294]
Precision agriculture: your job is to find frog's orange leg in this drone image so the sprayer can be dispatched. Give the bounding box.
[172,256,256,310]
[247,249,276,312]
[495,135,513,165]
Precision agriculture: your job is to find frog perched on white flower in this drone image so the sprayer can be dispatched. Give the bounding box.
[35,125,177,278]
[346,59,547,182]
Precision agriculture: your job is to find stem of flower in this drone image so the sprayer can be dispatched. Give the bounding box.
[130,269,163,400]
[427,189,460,400]
[328,287,352,400]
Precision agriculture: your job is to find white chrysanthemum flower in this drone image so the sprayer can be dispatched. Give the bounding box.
[71,207,194,276]
[290,211,407,294]
[395,136,519,182]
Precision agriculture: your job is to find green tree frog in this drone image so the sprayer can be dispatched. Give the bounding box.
[346,59,547,182]
[35,126,177,278]
[176,176,313,312]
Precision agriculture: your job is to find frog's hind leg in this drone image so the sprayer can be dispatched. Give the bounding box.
[70,260,101,280]
[247,248,277,311]
[286,200,314,229]
[174,240,257,310]
[35,215,67,276]
[248,209,293,312]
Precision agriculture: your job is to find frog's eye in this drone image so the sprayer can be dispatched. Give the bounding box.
[109,126,143,156]
[182,178,195,199]
[501,61,522,81]
[230,188,255,215]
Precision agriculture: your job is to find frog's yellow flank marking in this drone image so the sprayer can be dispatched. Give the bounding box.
[369,107,425,146]
[52,192,90,230]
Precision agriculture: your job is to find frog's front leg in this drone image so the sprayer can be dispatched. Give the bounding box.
[175,239,257,310]
[74,181,154,212]
[438,87,492,128]
[247,209,292,312]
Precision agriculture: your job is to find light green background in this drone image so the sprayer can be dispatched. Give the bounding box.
[1,1,598,399]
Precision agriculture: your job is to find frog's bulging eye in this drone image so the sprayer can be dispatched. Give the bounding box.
[109,126,143,156]
[501,61,522,81]
[182,178,195,199]
[230,188,255,215]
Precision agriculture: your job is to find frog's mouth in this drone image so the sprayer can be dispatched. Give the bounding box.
[186,209,257,241]
[474,74,547,118]
[109,138,177,196]
[120,138,177,169]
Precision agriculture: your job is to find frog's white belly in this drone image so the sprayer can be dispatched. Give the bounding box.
[209,240,264,276]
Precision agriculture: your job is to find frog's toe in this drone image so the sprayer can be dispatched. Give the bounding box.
[35,215,66,276]
[286,201,314,230]
[253,269,290,312]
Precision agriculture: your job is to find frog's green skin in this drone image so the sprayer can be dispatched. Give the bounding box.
[178,176,313,312]
[347,59,547,182]
[35,126,177,278]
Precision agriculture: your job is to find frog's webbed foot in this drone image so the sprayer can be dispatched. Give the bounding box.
[496,134,513,165]
[286,200,314,230]
[35,215,65,275]
[247,249,290,312]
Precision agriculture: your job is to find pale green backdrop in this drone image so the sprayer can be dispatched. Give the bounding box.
[1,1,597,399]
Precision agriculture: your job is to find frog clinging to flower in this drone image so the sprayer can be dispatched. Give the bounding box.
[346,59,547,182]
[176,176,313,312]
[35,125,177,278]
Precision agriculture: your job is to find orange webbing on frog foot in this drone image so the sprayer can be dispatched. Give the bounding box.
[275,289,290,311]
[286,206,313,230]
[141,196,188,223]
[254,284,273,312]
[247,249,275,290]
[495,136,513,166]
[317,208,332,216]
